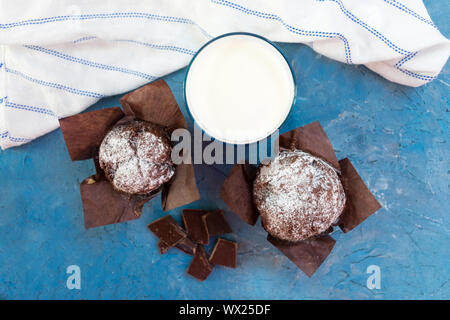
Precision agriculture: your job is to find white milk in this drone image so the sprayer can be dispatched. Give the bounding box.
[185,34,295,144]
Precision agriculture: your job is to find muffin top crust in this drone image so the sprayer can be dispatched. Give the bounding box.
[99,120,175,195]
[253,150,345,241]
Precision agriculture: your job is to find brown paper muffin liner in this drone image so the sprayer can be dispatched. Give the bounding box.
[221,121,381,277]
[60,80,200,229]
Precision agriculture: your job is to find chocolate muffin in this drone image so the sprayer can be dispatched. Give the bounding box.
[253,150,345,242]
[98,120,175,195]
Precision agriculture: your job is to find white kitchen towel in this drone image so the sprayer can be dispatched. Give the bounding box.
[0,0,449,149]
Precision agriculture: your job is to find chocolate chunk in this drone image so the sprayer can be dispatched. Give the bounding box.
[187,245,213,281]
[182,209,209,245]
[148,215,186,247]
[209,238,238,268]
[338,158,382,232]
[202,210,232,236]
[157,240,171,254]
[158,237,196,256]
[59,107,124,161]
[175,237,197,256]
[267,234,336,277]
[221,163,259,225]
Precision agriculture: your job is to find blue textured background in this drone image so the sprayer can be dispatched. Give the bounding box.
[0,3,448,300]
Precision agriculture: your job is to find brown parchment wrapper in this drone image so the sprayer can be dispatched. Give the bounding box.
[59,80,200,229]
[338,158,382,232]
[220,163,258,225]
[80,177,158,228]
[60,107,124,161]
[267,235,336,277]
[278,121,340,171]
[221,121,382,277]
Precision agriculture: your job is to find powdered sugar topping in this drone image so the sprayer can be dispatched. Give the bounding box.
[99,120,175,194]
[253,150,345,241]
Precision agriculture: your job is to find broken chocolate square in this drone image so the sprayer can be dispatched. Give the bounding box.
[148,215,186,247]
[157,240,171,254]
[187,245,213,281]
[157,237,196,256]
[175,237,197,256]
[209,238,238,268]
[202,210,232,236]
[182,209,210,245]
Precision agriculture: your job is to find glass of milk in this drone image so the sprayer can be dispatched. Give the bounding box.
[184,32,296,145]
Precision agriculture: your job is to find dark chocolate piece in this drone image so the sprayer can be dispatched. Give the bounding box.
[221,163,259,225]
[158,237,196,256]
[267,234,336,277]
[60,107,124,161]
[187,245,213,281]
[278,121,340,171]
[175,237,197,256]
[202,210,232,236]
[182,209,209,245]
[80,175,155,229]
[209,238,238,268]
[338,158,382,233]
[158,240,171,254]
[148,215,186,247]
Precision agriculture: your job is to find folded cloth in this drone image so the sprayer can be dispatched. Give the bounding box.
[0,0,448,149]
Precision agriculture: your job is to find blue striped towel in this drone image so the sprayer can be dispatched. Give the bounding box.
[0,0,449,149]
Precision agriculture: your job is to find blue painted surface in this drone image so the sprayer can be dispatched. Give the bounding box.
[0,4,449,300]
